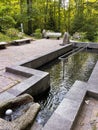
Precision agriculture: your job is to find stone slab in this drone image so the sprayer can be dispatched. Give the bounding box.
[7,65,48,77]
[88,43,98,49]
[88,61,98,86]
[7,88,21,96]
[6,66,32,78]
[0,91,15,103]
[65,80,87,102]
[20,44,73,68]
[5,69,50,97]
[87,83,98,98]
[42,81,88,130]
[42,112,72,130]
[55,98,80,122]
[72,41,98,49]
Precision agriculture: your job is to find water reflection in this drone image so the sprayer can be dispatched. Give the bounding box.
[36,50,98,126]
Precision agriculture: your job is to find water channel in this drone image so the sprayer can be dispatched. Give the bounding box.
[35,50,98,126]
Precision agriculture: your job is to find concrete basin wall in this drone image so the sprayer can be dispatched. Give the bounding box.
[20,44,73,68]
[1,41,98,130]
[0,44,73,102]
[72,41,98,49]
[41,42,98,130]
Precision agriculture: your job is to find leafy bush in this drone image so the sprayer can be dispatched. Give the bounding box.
[85,32,95,41]
[0,16,16,32]
[6,28,20,38]
[0,33,10,42]
[94,31,98,42]
[34,29,42,39]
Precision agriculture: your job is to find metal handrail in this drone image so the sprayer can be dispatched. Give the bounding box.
[59,45,87,60]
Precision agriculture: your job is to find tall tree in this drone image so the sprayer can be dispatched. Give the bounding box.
[27,0,32,34]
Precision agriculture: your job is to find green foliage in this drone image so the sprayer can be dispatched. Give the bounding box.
[5,28,25,40]
[34,29,42,39]
[6,28,20,38]
[83,18,97,41]
[95,31,98,42]
[0,32,10,42]
[0,16,16,32]
[0,0,97,41]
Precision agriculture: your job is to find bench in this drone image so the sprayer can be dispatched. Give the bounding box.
[13,38,32,45]
[44,32,62,40]
[0,42,8,49]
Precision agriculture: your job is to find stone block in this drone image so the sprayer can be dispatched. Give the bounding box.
[65,80,87,103]
[87,83,98,98]
[42,113,72,130]
[55,98,80,122]
[88,62,98,85]
[0,94,40,130]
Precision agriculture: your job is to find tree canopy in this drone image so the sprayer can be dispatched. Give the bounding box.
[0,0,98,41]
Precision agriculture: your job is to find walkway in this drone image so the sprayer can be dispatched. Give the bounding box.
[0,39,66,95]
[0,39,98,130]
[0,39,63,71]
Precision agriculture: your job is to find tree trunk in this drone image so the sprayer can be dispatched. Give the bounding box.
[27,0,32,35]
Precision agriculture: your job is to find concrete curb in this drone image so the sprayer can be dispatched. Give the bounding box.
[0,44,73,102]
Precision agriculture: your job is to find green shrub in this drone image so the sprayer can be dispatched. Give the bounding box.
[0,16,16,32]
[94,31,98,42]
[6,28,20,39]
[0,33,10,42]
[85,32,95,41]
[34,29,42,39]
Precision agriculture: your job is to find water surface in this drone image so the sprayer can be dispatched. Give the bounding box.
[36,50,98,125]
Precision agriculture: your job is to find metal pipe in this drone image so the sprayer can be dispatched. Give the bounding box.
[59,45,87,60]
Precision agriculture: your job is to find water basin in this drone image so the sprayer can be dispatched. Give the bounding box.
[35,50,98,126]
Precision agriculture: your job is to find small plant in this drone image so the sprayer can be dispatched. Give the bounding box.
[6,28,20,38]
[34,28,42,39]
[5,28,25,40]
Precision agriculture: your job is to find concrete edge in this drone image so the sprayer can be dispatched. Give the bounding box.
[72,41,98,49]
[42,59,98,130]
[0,44,73,102]
[15,44,73,68]
[5,66,50,97]
[42,80,87,130]
[0,42,98,129]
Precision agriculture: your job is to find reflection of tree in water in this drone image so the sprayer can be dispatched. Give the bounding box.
[37,51,98,126]
[62,51,98,85]
[40,51,98,90]
[40,59,62,88]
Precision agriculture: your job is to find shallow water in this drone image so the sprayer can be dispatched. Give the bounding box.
[36,50,98,126]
